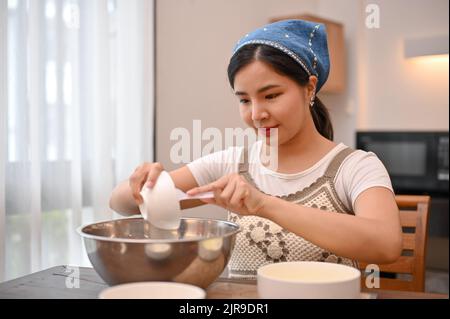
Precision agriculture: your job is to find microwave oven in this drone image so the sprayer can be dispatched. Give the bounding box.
[356,131,449,195]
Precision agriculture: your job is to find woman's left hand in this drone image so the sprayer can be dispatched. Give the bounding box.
[186,173,268,216]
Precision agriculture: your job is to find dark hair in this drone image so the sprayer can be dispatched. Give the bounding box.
[227,44,333,141]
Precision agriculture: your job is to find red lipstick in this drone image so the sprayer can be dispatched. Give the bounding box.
[260,126,279,137]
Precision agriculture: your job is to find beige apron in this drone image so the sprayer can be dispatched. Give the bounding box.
[228,146,359,278]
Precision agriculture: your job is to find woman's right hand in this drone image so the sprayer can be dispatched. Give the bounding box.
[129,162,164,205]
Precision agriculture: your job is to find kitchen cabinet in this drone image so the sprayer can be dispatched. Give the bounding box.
[269,14,346,93]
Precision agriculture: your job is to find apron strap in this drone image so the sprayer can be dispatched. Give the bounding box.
[238,146,260,190]
[323,147,355,179]
[238,146,249,174]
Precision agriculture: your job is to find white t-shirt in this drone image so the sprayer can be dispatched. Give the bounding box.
[187,141,393,213]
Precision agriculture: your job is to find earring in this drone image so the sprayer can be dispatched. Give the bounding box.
[310,93,315,107]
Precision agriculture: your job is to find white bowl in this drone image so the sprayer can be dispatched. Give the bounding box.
[139,170,181,230]
[99,282,206,299]
[257,261,361,299]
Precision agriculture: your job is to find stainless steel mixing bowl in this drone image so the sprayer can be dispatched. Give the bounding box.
[77,217,240,288]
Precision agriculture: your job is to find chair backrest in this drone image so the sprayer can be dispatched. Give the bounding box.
[359,195,430,292]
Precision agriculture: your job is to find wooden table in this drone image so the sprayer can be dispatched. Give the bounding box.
[0,265,447,299]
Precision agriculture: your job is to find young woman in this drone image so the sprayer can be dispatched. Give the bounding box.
[109,19,402,278]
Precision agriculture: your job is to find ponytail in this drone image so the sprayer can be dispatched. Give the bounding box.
[311,97,333,141]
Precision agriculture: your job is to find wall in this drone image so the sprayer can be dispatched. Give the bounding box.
[361,0,448,131]
[317,0,449,147]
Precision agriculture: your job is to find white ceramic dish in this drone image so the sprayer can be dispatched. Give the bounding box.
[257,261,361,299]
[99,281,206,299]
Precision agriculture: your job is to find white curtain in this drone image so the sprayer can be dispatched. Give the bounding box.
[0,0,154,282]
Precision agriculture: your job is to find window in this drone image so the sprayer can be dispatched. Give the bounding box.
[1,0,154,281]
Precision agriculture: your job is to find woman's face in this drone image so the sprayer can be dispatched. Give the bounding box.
[233,60,316,146]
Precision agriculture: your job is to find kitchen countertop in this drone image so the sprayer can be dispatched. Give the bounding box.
[0,265,447,299]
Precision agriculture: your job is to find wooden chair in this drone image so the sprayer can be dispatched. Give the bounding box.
[359,195,430,292]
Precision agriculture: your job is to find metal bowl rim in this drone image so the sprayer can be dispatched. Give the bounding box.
[76,216,241,244]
